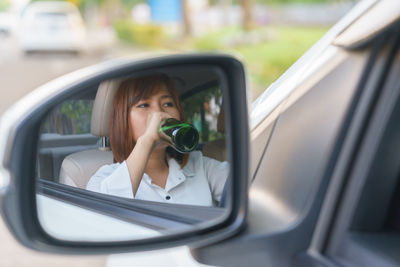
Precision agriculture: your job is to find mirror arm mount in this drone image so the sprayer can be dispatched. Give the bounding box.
[99,136,110,151]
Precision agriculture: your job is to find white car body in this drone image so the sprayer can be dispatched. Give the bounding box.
[19,1,86,53]
[0,12,17,36]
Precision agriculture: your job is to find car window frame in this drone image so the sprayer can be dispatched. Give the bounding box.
[308,25,400,266]
[37,178,228,232]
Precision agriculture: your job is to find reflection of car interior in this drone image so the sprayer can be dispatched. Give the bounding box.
[37,70,226,189]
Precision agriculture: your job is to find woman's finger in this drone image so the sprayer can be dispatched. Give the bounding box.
[143,112,172,141]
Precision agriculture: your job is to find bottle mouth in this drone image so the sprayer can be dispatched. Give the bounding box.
[159,118,200,153]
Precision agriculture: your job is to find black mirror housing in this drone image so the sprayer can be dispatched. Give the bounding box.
[0,54,249,254]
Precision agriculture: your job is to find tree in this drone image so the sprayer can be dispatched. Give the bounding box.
[181,0,192,37]
[241,0,253,31]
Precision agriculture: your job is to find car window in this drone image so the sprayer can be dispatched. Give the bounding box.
[40,99,93,135]
[182,86,224,144]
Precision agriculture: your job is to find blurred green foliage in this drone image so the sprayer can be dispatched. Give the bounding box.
[41,100,93,135]
[30,0,67,3]
[211,0,346,5]
[112,23,327,98]
[182,87,224,143]
[0,0,10,11]
[194,27,239,51]
[237,26,327,96]
[113,20,165,47]
[121,0,145,9]
[256,0,340,4]
[78,0,106,8]
[60,100,93,134]
[193,25,327,97]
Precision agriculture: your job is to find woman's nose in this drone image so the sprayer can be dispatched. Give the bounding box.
[152,104,164,112]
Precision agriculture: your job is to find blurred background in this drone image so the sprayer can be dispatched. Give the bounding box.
[0,0,358,266]
[0,0,359,113]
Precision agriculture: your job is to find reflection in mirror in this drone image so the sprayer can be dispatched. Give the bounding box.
[35,65,231,242]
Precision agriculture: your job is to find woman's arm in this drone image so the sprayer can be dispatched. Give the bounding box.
[125,135,155,196]
[125,112,170,196]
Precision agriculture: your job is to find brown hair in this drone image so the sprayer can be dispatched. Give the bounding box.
[109,74,188,168]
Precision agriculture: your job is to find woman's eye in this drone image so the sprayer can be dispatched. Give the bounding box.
[163,102,174,107]
[137,103,149,108]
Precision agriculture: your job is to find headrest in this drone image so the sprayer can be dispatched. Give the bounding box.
[90,79,122,137]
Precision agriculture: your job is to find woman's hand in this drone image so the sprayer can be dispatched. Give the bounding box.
[142,111,171,144]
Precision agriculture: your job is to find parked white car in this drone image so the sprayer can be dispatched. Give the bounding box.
[19,1,86,53]
[0,11,20,37]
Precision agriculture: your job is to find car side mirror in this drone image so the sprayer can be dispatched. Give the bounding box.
[0,54,249,254]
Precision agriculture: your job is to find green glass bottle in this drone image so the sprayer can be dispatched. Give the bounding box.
[159,118,199,153]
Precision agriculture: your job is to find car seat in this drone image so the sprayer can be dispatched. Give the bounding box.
[58,79,121,188]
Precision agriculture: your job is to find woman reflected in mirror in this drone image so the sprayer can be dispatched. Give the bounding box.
[87,74,229,207]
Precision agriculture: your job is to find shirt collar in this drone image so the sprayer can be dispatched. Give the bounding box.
[142,154,196,192]
[167,155,197,191]
[181,154,195,177]
[164,158,185,191]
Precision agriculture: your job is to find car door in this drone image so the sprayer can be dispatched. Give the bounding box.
[311,28,400,267]
[190,1,400,266]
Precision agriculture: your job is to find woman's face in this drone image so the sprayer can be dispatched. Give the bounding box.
[129,85,181,142]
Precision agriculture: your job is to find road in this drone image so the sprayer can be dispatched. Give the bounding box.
[0,35,132,114]
[0,34,135,267]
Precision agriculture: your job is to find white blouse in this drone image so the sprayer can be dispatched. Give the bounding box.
[86,151,229,207]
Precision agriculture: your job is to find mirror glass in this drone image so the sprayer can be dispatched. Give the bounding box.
[35,65,232,242]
